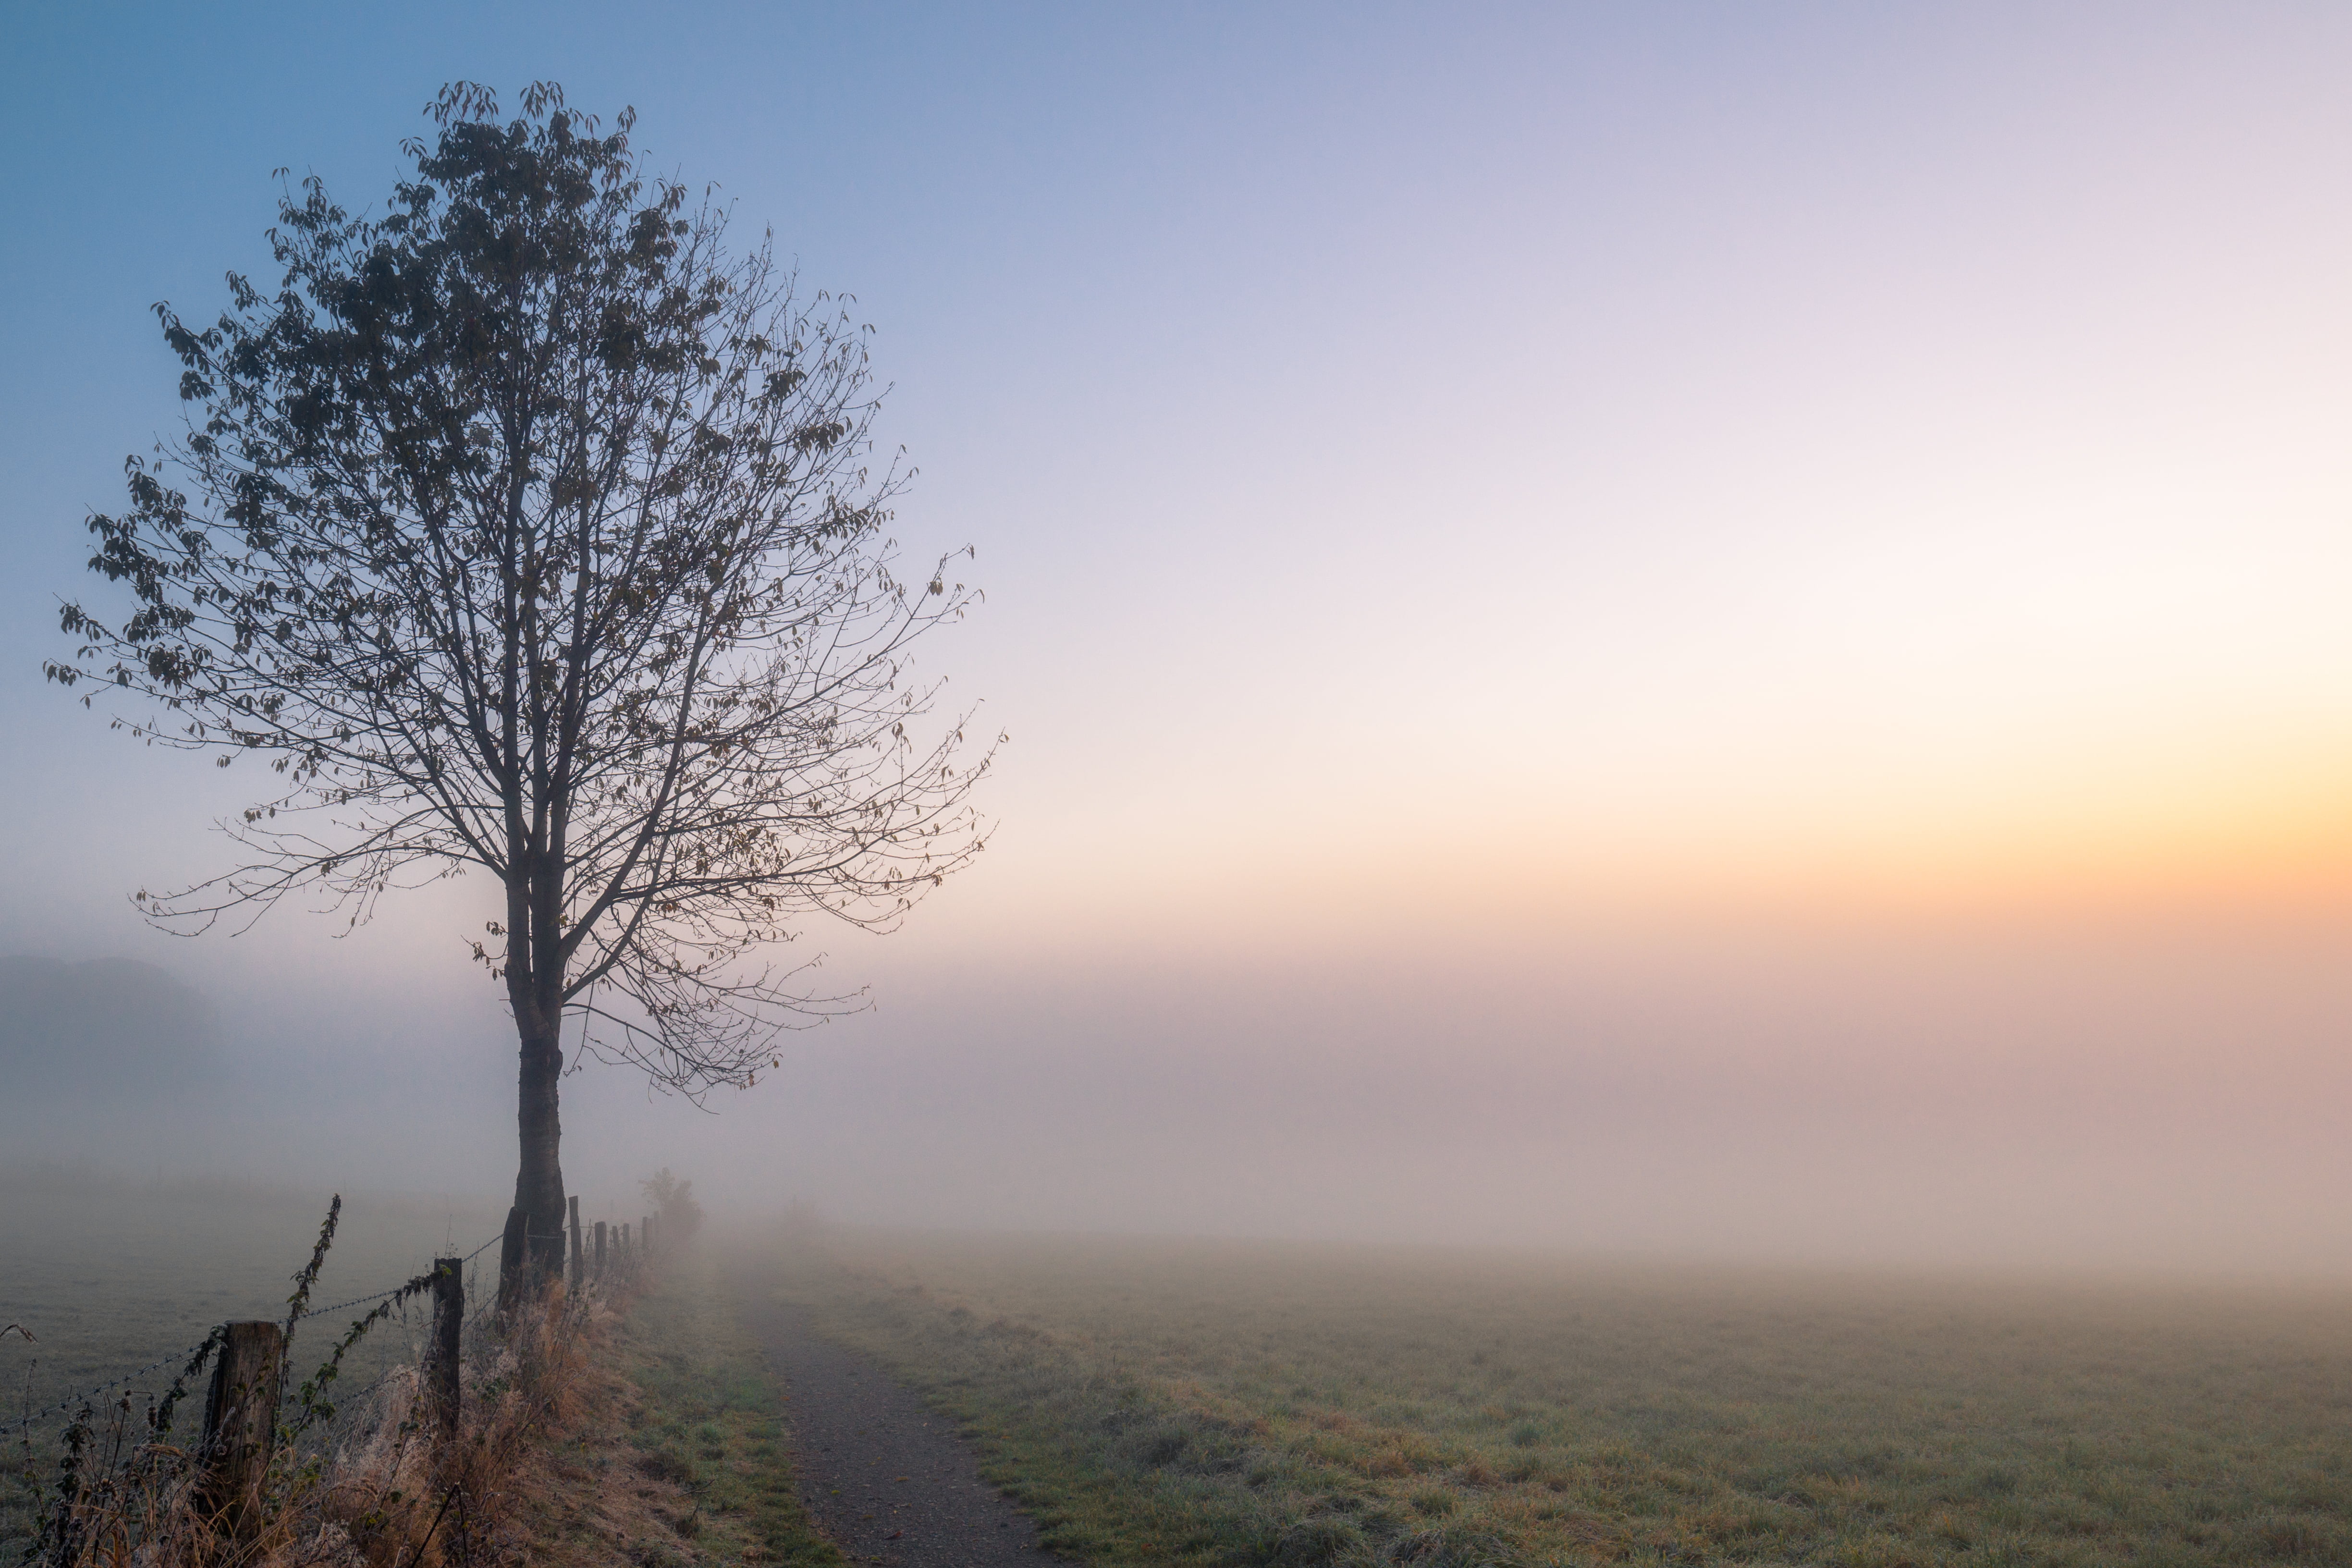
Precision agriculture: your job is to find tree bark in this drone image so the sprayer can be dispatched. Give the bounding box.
[511,1023,568,1292]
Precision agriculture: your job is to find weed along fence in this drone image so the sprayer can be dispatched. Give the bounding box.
[1,1190,672,1566]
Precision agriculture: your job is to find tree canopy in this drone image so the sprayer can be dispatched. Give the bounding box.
[49,81,992,1279]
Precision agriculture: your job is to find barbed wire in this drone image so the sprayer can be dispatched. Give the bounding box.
[4,1227,505,1442]
[294,1230,504,1323]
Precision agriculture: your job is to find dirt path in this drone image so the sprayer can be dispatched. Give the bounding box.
[731,1276,1061,1568]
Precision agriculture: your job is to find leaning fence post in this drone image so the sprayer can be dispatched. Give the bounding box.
[593,1220,607,1282]
[567,1197,584,1295]
[426,1256,463,1438]
[198,1319,283,1534]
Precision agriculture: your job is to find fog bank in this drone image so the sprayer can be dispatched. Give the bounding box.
[9,888,2350,1280]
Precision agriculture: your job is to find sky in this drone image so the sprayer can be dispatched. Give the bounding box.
[5,2,2352,1274]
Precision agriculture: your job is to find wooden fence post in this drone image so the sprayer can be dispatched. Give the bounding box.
[495,1205,526,1318]
[593,1220,606,1281]
[645,1212,656,1255]
[621,1222,631,1265]
[567,1196,584,1295]
[198,1319,283,1534]
[641,1215,652,1259]
[425,1257,463,1438]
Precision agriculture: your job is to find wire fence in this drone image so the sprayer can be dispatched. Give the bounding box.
[292,1229,506,1327]
[1,1227,507,1442]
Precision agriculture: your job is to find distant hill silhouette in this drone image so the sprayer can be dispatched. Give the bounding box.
[0,956,223,1099]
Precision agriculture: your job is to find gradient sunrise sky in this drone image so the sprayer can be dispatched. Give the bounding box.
[6,3,2352,1268]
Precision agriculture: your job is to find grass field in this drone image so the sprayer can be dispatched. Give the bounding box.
[0,1179,510,1416]
[757,1227,2352,1568]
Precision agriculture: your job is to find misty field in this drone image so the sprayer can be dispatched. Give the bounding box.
[759,1229,2352,1568]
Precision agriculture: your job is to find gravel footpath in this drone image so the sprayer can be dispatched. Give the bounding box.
[731,1274,1064,1568]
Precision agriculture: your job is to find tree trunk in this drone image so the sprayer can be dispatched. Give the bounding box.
[507,1023,568,1296]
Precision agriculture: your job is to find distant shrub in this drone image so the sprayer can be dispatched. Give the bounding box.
[642,1169,706,1243]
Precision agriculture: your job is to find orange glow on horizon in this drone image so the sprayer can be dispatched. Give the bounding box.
[929,730,2352,961]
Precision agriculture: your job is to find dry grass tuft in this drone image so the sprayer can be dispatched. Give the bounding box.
[321,1285,611,1568]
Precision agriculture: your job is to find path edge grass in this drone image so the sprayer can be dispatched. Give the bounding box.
[767,1257,1526,1568]
[597,1253,843,1568]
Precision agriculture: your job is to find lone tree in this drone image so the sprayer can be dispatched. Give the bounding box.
[48,82,991,1294]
